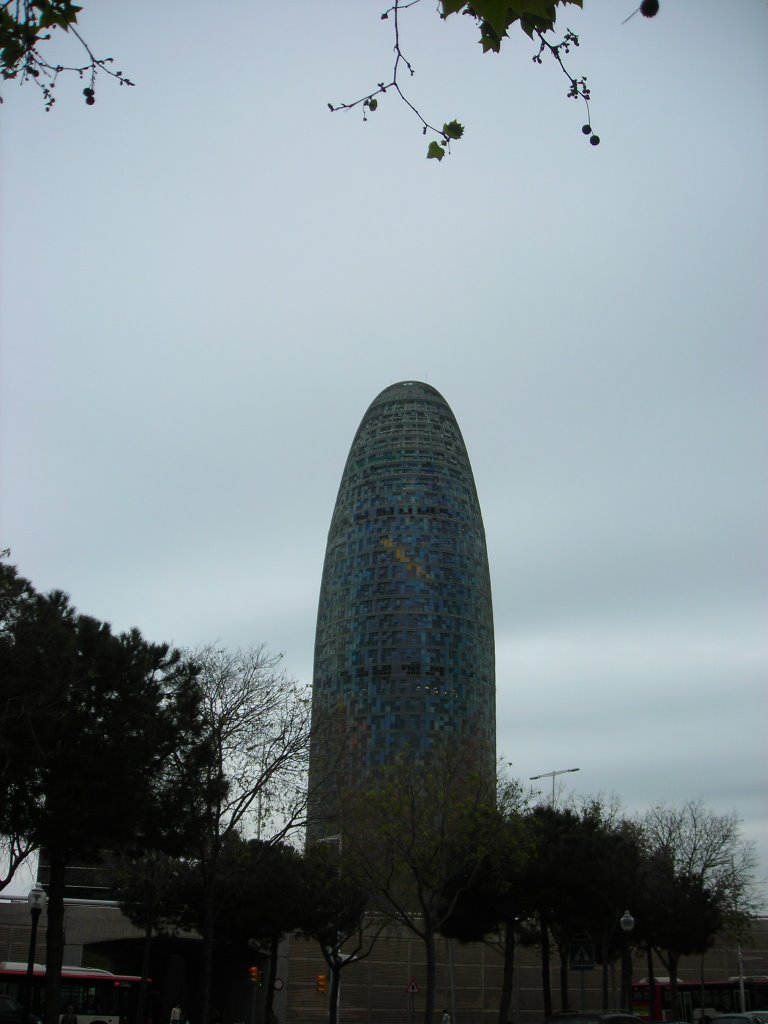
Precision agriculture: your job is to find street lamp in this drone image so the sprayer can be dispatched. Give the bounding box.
[619,909,635,1011]
[22,884,48,1022]
[529,768,581,805]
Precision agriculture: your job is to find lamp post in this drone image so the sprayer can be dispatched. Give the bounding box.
[529,768,580,805]
[619,909,635,1012]
[22,884,48,1022]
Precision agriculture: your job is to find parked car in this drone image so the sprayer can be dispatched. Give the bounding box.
[711,1015,767,1024]
[0,994,42,1024]
[546,1013,646,1024]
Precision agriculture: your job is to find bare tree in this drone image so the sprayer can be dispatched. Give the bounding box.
[0,833,37,893]
[638,801,760,1020]
[641,800,759,920]
[180,644,313,1024]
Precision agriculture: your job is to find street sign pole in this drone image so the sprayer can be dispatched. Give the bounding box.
[406,979,419,1024]
[570,941,595,1009]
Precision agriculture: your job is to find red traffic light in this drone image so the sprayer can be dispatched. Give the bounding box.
[315,974,327,994]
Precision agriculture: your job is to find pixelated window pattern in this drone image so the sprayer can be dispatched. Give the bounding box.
[311,381,495,783]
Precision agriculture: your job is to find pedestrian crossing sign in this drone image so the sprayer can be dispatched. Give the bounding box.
[570,944,595,970]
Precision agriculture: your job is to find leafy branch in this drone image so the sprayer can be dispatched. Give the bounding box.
[0,0,134,109]
[330,0,661,160]
[327,0,465,161]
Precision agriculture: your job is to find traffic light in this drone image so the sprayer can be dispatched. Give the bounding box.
[248,966,263,986]
[315,974,327,994]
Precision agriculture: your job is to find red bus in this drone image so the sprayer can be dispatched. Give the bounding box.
[0,963,144,1024]
[632,977,768,1022]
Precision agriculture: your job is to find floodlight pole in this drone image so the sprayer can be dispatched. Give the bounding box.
[529,767,581,805]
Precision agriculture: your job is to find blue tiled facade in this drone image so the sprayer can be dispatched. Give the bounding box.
[308,381,495,828]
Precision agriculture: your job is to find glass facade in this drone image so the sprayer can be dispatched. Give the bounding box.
[308,381,495,830]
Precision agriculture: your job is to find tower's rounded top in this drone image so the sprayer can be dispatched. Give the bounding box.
[352,381,460,453]
[369,381,447,406]
[363,382,453,424]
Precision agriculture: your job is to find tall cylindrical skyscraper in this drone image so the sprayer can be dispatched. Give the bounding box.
[308,381,495,833]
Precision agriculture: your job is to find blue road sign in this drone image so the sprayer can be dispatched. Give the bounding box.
[569,943,595,970]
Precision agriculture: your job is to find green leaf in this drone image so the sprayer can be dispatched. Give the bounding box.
[427,141,445,161]
[368,98,377,111]
[440,0,466,15]
[442,120,464,141]
[1,40,27,69]
[471,0,558,38]
[471,0,515,39]
[514,0,557,19]
[37,1,80,30]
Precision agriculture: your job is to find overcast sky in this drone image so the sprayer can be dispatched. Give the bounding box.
[1,1,766,908]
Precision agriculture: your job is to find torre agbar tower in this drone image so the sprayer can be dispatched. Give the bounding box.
[308,381,496,835]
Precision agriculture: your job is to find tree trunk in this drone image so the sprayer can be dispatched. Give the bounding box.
[601,928,610,1011]
[497,926,516,1024]
[668,951,680,1022]
[44,849,66,1024]
[328,963,341,1024]
[540,921,553,1020]
[559,940,570,1010]
[264,928,280,1024]
[423,930,436,1024]
[135,922,153,1024]
[200,882,216,1024]
[646,946,656,1022]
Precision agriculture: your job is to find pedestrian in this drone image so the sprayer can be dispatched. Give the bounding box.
[441,1010,451,1024]
[61,1006,78,1024]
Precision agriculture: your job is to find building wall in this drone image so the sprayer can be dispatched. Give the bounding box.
[2,901,766,1024]
[284,921,768,1024]
[0,899,202,1024]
